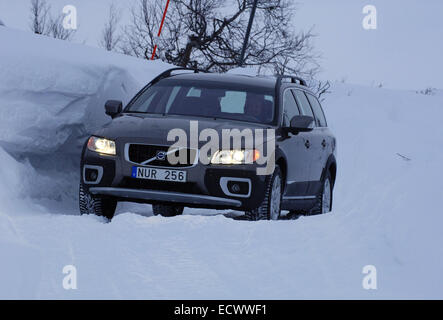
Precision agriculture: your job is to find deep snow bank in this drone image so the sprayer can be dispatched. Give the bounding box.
[0,28,170,205]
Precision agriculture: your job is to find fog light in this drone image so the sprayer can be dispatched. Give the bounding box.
[231,184,241,193]
[83,165,103,185]
[85,168,99,182]
[220,177,251,198]
[90,171,98,181]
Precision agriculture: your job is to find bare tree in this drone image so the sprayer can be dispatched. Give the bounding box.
[122,0,172,60]
[416,87,436,96]
[48,14,75,40]
[29,0,75,40]
[307,78,331,101]
[100,3,121,51]
[29,0,50,35]
[122,0,319,81]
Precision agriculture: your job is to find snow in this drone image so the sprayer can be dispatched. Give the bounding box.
[1,28,443,299]
[0,27,170,205]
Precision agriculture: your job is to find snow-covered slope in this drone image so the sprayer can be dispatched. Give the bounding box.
[1,28,443,299]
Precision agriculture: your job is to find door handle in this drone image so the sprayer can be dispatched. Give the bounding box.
[304,140,310,149]
[321,140,326,148]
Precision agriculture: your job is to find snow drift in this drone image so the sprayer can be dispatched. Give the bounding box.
[0,27,170,206]
[0,28,443,299]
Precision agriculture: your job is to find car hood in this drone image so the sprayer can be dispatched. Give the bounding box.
[95,113,274,147]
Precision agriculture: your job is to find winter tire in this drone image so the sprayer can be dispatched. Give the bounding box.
[245,166,282,221]
[79,182,117,220]
[310,171,333,215]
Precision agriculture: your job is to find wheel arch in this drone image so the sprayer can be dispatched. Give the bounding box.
[275,148,288,191]
[322,154,337,187]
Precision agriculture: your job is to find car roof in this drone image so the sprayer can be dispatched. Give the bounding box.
[160,71,313,95]
[167,72,277,89]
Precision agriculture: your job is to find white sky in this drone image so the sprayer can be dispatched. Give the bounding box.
[1,0,442,90]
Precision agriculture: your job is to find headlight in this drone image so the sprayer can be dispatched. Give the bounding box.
[87,136,116,155]
[210,149,260,164]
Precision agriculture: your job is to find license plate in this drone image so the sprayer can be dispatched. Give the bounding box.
[131,167,187,182]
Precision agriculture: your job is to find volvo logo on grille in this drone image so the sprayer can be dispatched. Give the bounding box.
[156,151,167,161]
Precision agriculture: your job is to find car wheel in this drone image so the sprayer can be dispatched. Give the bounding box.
[79,182,117,220]
[310,171,333,215]
[152,204,184,217]
[245,166,282,221]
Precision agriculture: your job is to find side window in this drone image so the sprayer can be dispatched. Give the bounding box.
[306,93,327,127]
[282,89,300,126]
[292,89,314,119]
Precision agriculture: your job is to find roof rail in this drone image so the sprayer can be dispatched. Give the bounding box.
[150,67,208,85]
[275,75,307,87]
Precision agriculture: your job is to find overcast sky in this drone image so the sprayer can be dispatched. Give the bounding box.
[1,0,442,90]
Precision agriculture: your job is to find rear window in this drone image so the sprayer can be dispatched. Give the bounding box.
[125,79,276,125]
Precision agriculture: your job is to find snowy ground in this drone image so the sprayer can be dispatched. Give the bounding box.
[1,28,443,299]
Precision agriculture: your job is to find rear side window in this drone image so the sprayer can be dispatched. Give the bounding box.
[306,93,327,127]
[292,89,314,118]
[282,89,300,126]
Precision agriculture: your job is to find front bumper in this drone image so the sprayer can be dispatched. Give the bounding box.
[89,187,242,208]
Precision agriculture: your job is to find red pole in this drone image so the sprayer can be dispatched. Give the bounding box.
[151,0,171,60]
[151,45,158,60]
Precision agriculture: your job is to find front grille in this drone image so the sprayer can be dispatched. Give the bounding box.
[119,178,201,194]
[127,144,197,168]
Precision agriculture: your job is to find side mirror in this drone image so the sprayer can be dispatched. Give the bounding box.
[105,100,122,118]
[284,115,315,134]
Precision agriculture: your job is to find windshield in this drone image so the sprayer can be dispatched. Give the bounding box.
[124,79,276,125]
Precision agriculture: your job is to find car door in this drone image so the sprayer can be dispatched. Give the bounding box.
[292,89,323,193]
[305,93,330,183]
[278,88,310,197]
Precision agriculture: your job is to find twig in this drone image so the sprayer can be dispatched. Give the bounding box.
[396,153,411,161]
